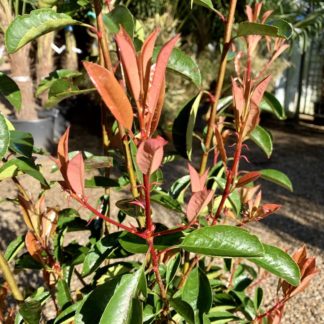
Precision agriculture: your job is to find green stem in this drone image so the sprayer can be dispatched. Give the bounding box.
[199,0,238,175]
[0,251,23,301]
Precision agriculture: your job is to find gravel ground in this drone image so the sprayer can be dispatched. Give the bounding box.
[0,121,323,323]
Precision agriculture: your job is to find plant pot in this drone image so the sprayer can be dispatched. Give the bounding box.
[9,115,54,152]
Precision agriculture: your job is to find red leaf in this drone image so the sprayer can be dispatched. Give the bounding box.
[83,61,134,130]
[186,189,214,222]
[149,77,165,135]
[243,102,260,137]
[136,136,168,175]
[140,29,160,95]
[115,27,141,102]
[232,78,245,128]
[66,152,85,196]
[145,35,180,114]
[25,231,43,264]
[236,171,261,187]
[251,75,272,107]
[57,127,70,172]
[261,203,281,214]
[188,163,208,193]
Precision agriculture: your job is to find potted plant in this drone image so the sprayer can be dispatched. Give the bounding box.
[0,0,76,149]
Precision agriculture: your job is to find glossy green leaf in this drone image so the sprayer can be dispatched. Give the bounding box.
[54,302,80,324]
[249,125,273,158]
[9,131,34,157]
[75,277,121,324]
[151,190,183,213]
[172,96,196,159]
[45,79,95,108]
[5,9,80,53]
[260,92,286,120]
[0,113,10,159]
[253,287,263,311]
[267,19,293,40]
[0,157,49,188]
[236,21,291,39]
[170,175,191,203]
[57,279,73,310]
[82,232,125,276]
[4,235,24,262]
[99,268,145,324]
[103,5,135,37]
[187,92,203,160]
[250,244,300,286]
[85,176,118,188]
[119,231,183,254]
[260,169,293,192]
[180,225,264,257]
[192,0,214,10]
[19,300,41,324]
[166,253,181,286]
[36,69,83,96]
[153,47,202,87]
[0,73,21,110]
[15,253,42,270]
[182,267,212,315]
[170,298,195,324]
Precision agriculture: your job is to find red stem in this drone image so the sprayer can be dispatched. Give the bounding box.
[74,195,145,238]
[212,137,243,224]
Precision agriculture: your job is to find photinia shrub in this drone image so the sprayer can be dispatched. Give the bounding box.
[0,1,318,323]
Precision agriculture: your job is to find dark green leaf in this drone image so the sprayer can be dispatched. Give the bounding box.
[85,176,119,188]
[0,73,21,110]
[54,302,80,324]
[187,92,203,160]
[249,125,273,158]
[19,300,41,324]
[75,277,121,324]
[153,47,202,87]
[36,69,83,96]
[5,9,80,53]
[119,231,183,254]
[82,232,125,276]
[166,253,181,286]
[259,169,293,192]
[9,131,34,157]
[4,235,24,262]
[236,21,291,39]
[172,96,197,159]
[116,198,144,217]
[170,298,195,324]
[0,157,49,188]
[182,267,212,315]
[0,113,10,159]
[45,79,95,108]
[192,0,214,10]
[15,253,42,270]
[57,279,73,310]
[267,19,293,40]
[250,244,300,286]
[260,92,286,120]
[98,268,145,324]
[151,190,183,213]
[180,225,264,257]
[169,175,190,203]
[103,5,134,37]
[253,287,263,311]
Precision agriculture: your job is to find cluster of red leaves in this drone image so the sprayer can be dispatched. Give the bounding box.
[258,246,319,323]
[84,27,179,140]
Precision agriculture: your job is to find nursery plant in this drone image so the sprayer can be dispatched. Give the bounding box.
[0,1,319,323]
